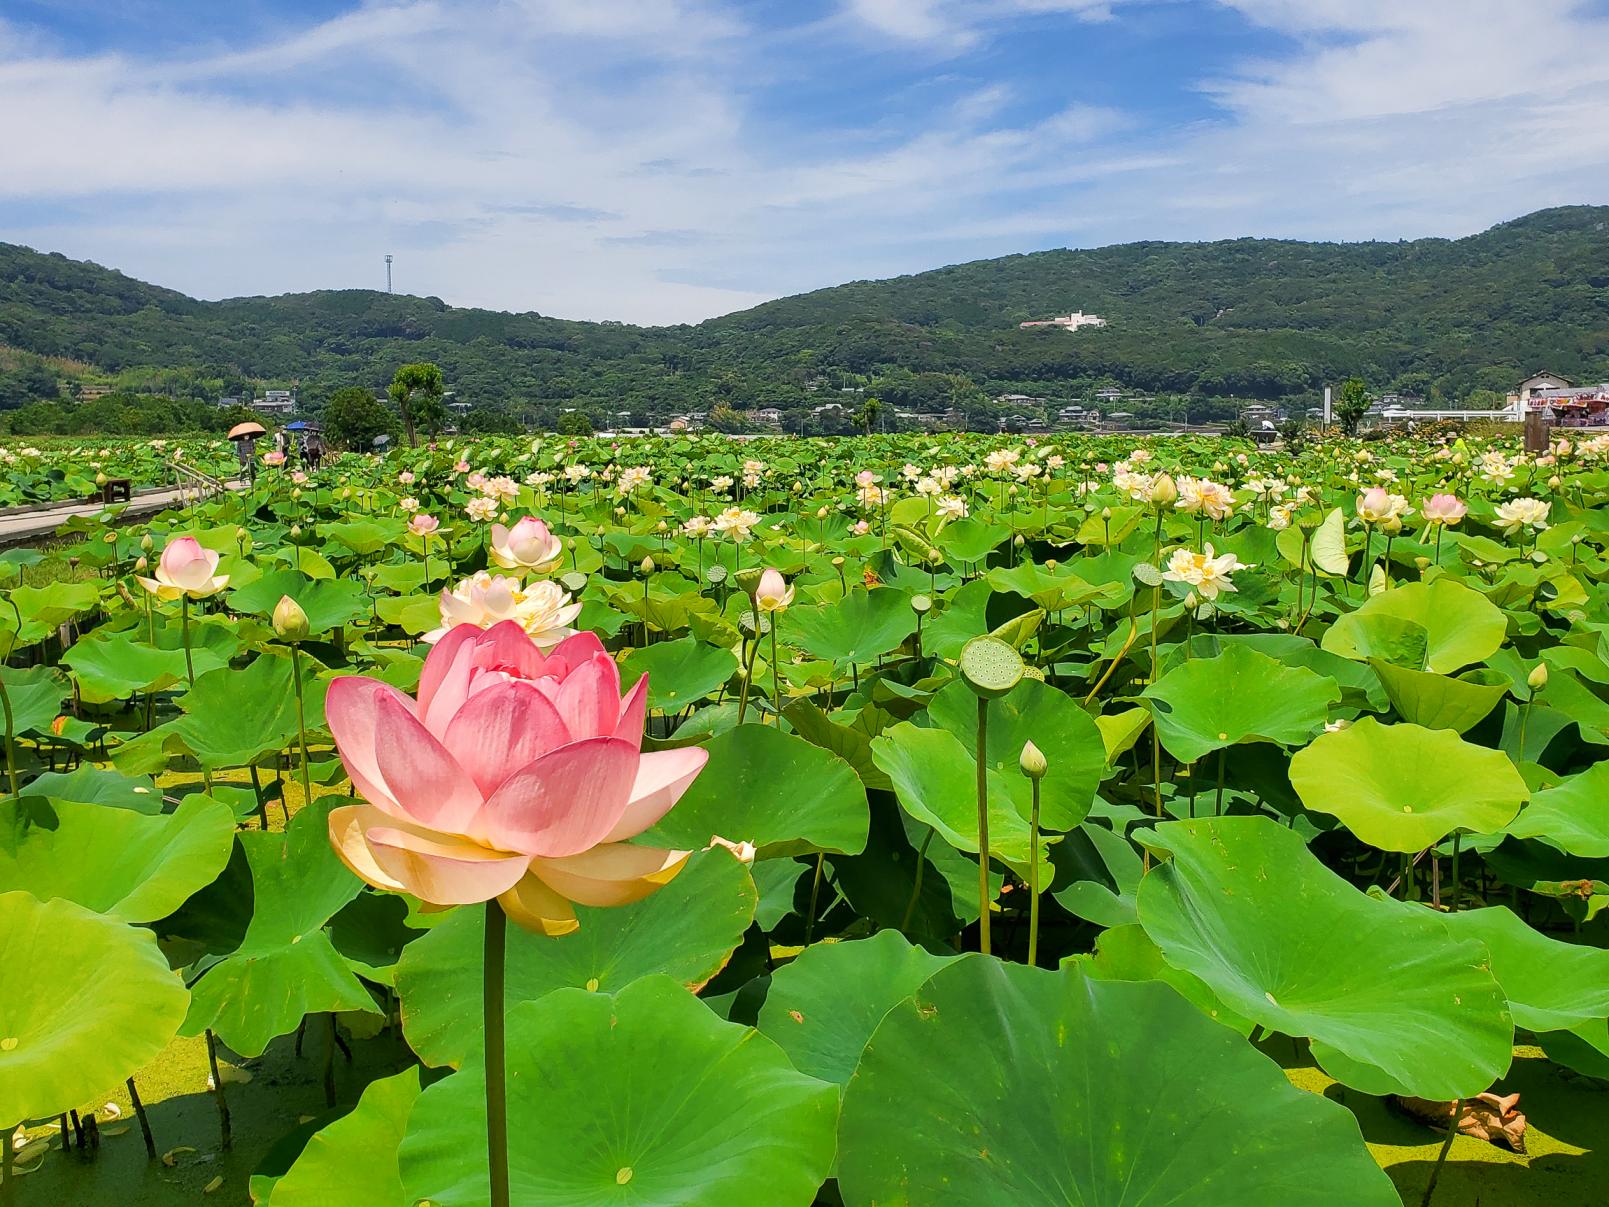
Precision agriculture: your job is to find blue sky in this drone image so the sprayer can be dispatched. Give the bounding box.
[4,1,1609,323]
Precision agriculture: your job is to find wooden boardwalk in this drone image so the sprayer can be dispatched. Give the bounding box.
[0,482,242,547]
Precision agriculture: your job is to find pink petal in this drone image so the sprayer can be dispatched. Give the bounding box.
[479,736,639,858]
[602,746,709,842]
[370,689,485,833]
[416,624,481,725]
[364,824,531,905]
[613,674,649,748]
[541,631,608,676]
[442,679,572,799]
[327,804,410,893]
[470,620,552,679]
[326,677,418,822]
[531,843,688,907]
[551,652,622,739]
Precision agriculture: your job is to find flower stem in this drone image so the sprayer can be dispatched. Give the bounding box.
[975,694,992,956]
[900,829,934,932]
[483,900,511,1207]
[290,644,314,809]
[0,675,18,799]
[769,620,781,725]
[180,597,196,689]
[204,1029,232,1150]
[1027,775,1042,966]
[1420,1100,1462,1206]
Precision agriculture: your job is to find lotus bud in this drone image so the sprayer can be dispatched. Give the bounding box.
[1019,740,1048,780]
[1045,559,1058,570]
[134,556,148,571]
[290,524,302,538]
[1101,506,1112,520]
[140,534,154,551]
[1014,535,1025,547]
[1184,591,1199,609]
[235,526,248,541]
[95,471,108,486]
[816,506,829,519]
[292,488,302,500]
[272,595,311,642]
[640,556,656,576]
[1150,473,1178,507]
[1414,557,1431,571]
[1548,475,1562,490]
[1528,662,1549,691]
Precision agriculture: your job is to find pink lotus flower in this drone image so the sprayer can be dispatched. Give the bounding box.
[409,513,441,537]
[326,622,707,934]
[263,450,287,467]
[489,516,562,573]
[1422,493,1468,525]
[135,535,229,600]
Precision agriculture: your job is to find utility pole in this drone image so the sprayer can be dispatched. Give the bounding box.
[385,254,394,294]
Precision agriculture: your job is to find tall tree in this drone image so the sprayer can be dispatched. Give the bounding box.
[1334,377,1372,435]
[387,363,444,448]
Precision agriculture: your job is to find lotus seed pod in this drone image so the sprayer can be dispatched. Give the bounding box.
[1019,740,1048,780]
[959,635,1025,700]
[272,595,311,642]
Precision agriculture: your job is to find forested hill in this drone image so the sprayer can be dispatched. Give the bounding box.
[3,205,1608,420]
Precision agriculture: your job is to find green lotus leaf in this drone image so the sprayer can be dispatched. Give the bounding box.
[228,567,370,633]
[1051,821,1143,927]
[1539,1020,1609,1079]
[18,764,160,813]
[1143,642,1339,764]
[0,890,189,1125]
[114,652,327,774]
[619,635,739,712]
[266,1067,421,1207]
[933,517,1009,564]
[394,848,756,1068]
[1368,659,1510,731]
[1289,717,1528,851]
[182,799,377,1057]
[399,976,837,1207]
[643,724,868,857]
[3,581,101,649]
[1074,921,1253,1035]
[1430,905,1609,1033]
[835,957,1396,1207]
[0,794,234,922]
[870,723,1042,867]
[788,586,915,664]
[921,577,992,661]
[320,519,398,557]
[61,631,229,703]
[374,593,441,636]
[756,930,959,1087]
[986,562,1111,611]
[926,677,1105,831]
[1137,816,1512,1099]
[0,665,68,736]
[1503,761,1609,856]
[1322,578,1507,673]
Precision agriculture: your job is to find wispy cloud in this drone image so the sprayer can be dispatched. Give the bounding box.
[1,0,1607,324]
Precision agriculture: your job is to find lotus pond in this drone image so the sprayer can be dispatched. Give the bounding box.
[1,429,1606,1207]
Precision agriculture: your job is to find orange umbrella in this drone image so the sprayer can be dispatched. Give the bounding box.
[227,421,267,440]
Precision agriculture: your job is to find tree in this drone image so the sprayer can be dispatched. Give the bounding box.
[555,410,594,436]
[1334,377,1372,435]
[387,363,444,448]
[324,386,397,451]
[706,403,747,434]
[858,397,885,435]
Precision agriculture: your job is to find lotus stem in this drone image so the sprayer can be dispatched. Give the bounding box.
[1420,1100,1462,1206]
[204,1028,232,1150]
[901,829,935,932]
[1448,834,1462,913]
[484,900,511,1207]
[290,643,315,810]
[322,1014,338,1107]
[804,852,825,944]
[770,620,782,726]
[180,596,196,688]
[975,694,991,956]
[127,1077,156,1160]
[1027,774,1042,967]
[0,674,18,799]
[1,1125,14,1207]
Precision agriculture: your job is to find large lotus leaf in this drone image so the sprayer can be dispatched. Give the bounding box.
[399,976,837,1207]
[934,517,1009,564]
[1429,905,1609,1033]
[1322,578,1506,673]
[228,567,370,634]
[788,586,915,664]
[374,593,440,636]
[1541,1020,1609,1079]
[1137,817,1512,1099]
[870,723,1042,868]
[1503,761,1609,856]
[1289,717,1528,851]
[756,930,959,1087]
[986,562,1113,611]
[1190,633,1386,710]
[182,799,376,1057]
[0,890,189,1124]
[0,665,68,737]
[1051,821,1144,927]
[321,519,398,557]
[1,580,100,648]
[619,636,739,712]
[1143,642,1339,764]
[1075,922,1253,1036]
[1368,659,1510,731]
[642,724,868,857]
[61,631,229,704]
[114,652,327,773]
[0,795,234,923]
[19,764,161,813]
[394,848,755,1068]
[926,678,1105,831]
[266,1067,421,1207]
[835,958,1396,1207]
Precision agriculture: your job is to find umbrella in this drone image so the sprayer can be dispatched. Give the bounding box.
[227,421,267,440]
[285,421,309,431]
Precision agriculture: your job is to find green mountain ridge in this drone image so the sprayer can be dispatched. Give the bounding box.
[3,205,1608,422]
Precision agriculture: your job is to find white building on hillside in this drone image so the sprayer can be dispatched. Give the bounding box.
[1020,310,1107,331]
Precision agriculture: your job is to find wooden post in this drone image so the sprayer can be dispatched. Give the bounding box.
[1523,410,1550,454]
